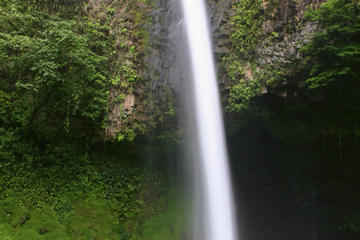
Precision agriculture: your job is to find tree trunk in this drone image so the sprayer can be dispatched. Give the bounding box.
[338,128,344,171]
[323,134,328,172]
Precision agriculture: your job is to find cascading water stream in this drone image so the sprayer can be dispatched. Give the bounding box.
[180,0,238,239]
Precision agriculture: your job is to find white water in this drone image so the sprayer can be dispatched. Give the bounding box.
[180,0,238,239]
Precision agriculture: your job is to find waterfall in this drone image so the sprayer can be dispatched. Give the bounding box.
[180,0,238,239]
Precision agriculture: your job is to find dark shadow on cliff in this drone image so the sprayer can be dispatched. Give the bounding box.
[227,117,360,240]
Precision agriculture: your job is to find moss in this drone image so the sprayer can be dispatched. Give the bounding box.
[0,146,190,240]
[222,0,265,112]
[223,0,305,112]
[130,192,191,240]
[230,0,265,61]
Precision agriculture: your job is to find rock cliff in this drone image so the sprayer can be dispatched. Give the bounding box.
[208,0,325,111]
[89,0,327,139]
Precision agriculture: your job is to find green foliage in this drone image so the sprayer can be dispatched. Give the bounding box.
[227,77,261,112]
[233,1,360,234]
[0,147,189,239]
[0,1,188,239]
[261,64,288,86]
[302,0,360,89]
[230,0,264,60]
[224,0,272,112]
[0,0,110,148]
[293,0,360,139]
[120,65,138,84]
[222,54,262,112]
[131,192,190,240]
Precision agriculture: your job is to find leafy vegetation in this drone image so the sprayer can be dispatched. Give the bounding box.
[224,0,280,112]
[0,0,109,149]
[226,0,360,235]
[303,0,360,89]
[0,146,189,239]
[1,0,360,238]
[0,1,189,239]
[230,0,265,60]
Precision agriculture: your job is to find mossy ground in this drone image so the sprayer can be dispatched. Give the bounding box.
[0,145,191,240]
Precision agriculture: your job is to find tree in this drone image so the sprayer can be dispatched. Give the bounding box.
[0,0,109,157]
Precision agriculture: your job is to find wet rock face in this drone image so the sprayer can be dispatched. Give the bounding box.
[99,0,325,138]
[85,0,154,139]
[209,0,324,98]
[143,0,183,92]
[254,0,324,97]
[201,0,328,111]
[257,0,322,66]
[144,0,172,90]
[207,0,233,54]
[207,0,322,64]
[257,21,318,65]
[85,0,179,140]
